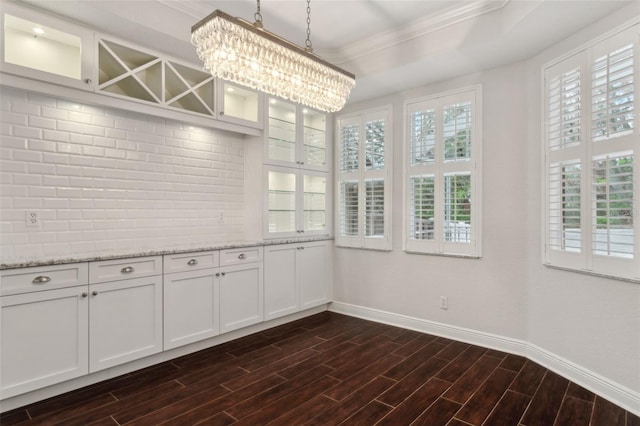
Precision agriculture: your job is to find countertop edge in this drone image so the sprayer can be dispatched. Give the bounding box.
[1,236,334,270]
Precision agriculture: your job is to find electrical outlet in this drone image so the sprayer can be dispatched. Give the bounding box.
[26,210,40,227]
[439,296,448,310]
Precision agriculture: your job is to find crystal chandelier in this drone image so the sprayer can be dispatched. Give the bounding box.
[191,0,355,113]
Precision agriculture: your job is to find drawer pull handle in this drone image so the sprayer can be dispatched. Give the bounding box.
[215,273,220,277]
[238,253,247,260]
[32,276,51,284]
[187,259,198,266]
[121,266,135,274]
[221,272,226,276]
[92,291,98,296]
[81,292,88,298]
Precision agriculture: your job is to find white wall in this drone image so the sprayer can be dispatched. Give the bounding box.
[333,2,640,409]
[0,87,246,260]
[334,60,530,341]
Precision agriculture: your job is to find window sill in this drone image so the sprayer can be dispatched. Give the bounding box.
[334,244,392,252]
[404,250,481,259]
[543,263,640,284]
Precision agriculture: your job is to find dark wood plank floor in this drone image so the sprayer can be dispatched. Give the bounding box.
[2,312,638,425]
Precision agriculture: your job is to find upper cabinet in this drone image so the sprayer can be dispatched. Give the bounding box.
[265,97,328,172]
[216,81,263,129]
[1,2,95,91]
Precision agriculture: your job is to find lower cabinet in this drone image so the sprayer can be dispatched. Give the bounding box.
[264,240,332,321]
[219,262,264,333]
[0,286,89,399]
[164,268,220,350]
[89,275,163,372]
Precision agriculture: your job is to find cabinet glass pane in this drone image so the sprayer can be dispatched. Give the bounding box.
[223,83,258,122]
[4,14,81,80]
[304,175,326,232]
[268,171,296,233]
[268,99,297,163]
[303,109,326,167]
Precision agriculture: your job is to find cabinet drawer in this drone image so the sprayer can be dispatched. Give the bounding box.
[164,251,219,274]
[220,247,262,266]
[1,263,89,296]
[89,256,162,283]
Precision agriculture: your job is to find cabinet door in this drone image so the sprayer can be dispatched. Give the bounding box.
[298,241,331,310]
[302,109,328,171]
[164,269,219,350]
[216,81,263,129]
[264,245,298,320]
[1,2,94,91]
[89,276,162,372]
[265,167,298,238]
[1,287,89,398]
[266,98,298,166]
[302,172,328,234]
[219,263,263,333]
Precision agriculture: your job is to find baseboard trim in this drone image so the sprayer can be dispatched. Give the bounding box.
[329,301,640,416]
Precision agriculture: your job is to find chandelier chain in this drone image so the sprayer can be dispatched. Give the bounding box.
[254,0,263,24]
[305,0,312,51]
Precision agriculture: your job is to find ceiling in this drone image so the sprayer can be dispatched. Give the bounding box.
[18,0,636,105]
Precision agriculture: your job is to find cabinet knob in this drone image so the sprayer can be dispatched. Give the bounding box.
[84,78,92,84]
[92,291,98,296]
[32,275,51,284]
[221,272,226,276]
[121,266,135,274]
[187,259,198,266]
[219,111,225,116]
[215,273,220,277]
[81,292,88,298]
[238,253,247,260]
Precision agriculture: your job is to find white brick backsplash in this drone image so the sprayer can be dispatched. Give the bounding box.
[1,87,245,259]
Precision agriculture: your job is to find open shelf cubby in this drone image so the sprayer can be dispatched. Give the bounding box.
[97,39,215,116]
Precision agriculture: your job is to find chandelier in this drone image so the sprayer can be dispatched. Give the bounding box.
[191,0,355,113]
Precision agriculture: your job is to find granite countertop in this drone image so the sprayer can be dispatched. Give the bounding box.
[1,236,333,270]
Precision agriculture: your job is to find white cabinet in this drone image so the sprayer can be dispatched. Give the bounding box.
[264,240,332,321]
[0,263,90,399]
[163,250,220,350]
[0,2,94,91]
[219,262,264,333]
[265,166,329,238]
[265,98,328,172]
[217,81,263,129]
[88,257,162,372]
[164,248,264,345]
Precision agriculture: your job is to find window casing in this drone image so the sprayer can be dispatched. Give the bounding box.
[336,107,392,250]
[544,23,639,280]
[404,86,482,257]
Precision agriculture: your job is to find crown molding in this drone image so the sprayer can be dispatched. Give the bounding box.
[318,0,511,64]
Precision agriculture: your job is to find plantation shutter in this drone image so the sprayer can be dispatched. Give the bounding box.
[405,87,481,256]
[336,108,392,250]
[544,23,638,279]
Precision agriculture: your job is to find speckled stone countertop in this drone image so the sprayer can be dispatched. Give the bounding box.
[0,236,333,270]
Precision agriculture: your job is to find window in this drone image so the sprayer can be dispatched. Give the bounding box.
[404,87,482,256]
[544,24,639,280]
[336,107,392,250]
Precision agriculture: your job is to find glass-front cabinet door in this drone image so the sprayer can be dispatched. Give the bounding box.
[266,168,297,235]
[267,99,297,164]
[265,167,328,238]
[303,110,327,169]
[216,81,263,129]
[264,97,328,172]
[303,174,327,233]
[1,2,94,91]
